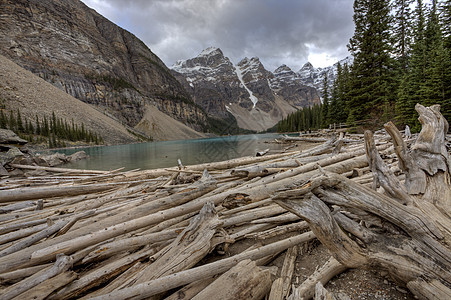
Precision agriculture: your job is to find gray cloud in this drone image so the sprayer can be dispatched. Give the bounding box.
[82,0,354,71]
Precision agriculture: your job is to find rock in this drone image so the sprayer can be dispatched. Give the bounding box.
[33,156,49,167]
[68,151,88,162]
[24,169,48,177]
[0,129,27,145]
[5,147,24,164]
[172,48,320,132]
[0,164,8,176]
[40,152,69,167]
[0,0,207,132]
[8,168,24,177]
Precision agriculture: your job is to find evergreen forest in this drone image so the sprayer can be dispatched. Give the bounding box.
[0,107,104,148]
[278,0,451,133]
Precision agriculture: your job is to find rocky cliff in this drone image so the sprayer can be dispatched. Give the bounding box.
[0,0,207,134]
[297,57,354,98]
[172,48,320,132]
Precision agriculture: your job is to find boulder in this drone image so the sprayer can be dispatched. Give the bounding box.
[0,129,27,145]
[39,152,69,167]
[68,151,88,162]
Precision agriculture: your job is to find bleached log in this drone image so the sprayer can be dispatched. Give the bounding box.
[0,223,47,245]
[0,182,119,203]
[128,201,222,286]
[0,254,73,300]
[290,256,348,300]
[88,231,315,300]
[192,259,271,300]
[0,217,72,258]
[281,135,328,143]
[50,247,160,300]
[27,171,217,264]
[274,172,451,299]
[0,264,50,284]
[164,277,216,300]
[268,246,298,300]
[245,221,309,240]
[9,163,108,174]
[16,271,77,300]
[81,227,180,264]
[256,148,270,156]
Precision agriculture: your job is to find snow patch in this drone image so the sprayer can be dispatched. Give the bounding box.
[234,64,258,108]
[199,47,220,57]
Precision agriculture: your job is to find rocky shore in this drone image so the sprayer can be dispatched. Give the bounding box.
[0,129,87,177]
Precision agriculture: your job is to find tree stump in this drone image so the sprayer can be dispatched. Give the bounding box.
[273,104,451,299]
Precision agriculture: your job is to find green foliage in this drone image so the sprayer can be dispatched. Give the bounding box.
[277,104,322,133]
[205,114,256,135]
[321,0,450,130]
[0,108,104,148]
[347,0,397,126]
[321,73,330,128]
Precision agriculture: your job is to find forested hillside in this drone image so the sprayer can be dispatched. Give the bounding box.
[278,0,451,133]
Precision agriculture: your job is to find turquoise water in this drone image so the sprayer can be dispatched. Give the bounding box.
[58,133,287,171]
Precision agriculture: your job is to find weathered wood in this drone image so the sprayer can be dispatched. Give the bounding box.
[0,217,71,258]
[81,227,180,264]
[129,201,222,286]
[9,164,108,174]
[16,271,77,300]
[88,231,315,300]
[164,277,216,300]
[268,246,298,300]
[281,135,328,143]
[273,104,451,299]
[0,182,118,203]
[290,256,348,300]
[192,259,272,300]
[0,254,73,300]
[50,247,160,300]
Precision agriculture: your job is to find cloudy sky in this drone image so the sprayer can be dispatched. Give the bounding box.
[81,0,355,71]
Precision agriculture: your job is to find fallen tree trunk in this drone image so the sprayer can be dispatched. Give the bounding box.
[192,259,271,300]
[88,231,315,300]
[273,104,451,299]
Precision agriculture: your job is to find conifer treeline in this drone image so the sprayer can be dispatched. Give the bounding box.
[277,105,322,133]
[279,0,450,133]
[0,108,103,147]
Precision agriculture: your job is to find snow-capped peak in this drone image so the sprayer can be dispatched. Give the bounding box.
[199,47,222,57]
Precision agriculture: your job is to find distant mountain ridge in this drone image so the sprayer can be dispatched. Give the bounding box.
[0,0,207,140]
[172,47,321,131]
[297,57,354,97]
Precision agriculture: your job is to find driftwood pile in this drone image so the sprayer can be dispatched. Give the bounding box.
[0,104,449,299]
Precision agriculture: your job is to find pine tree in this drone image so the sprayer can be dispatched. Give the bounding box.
[35,115,41,135]
[8,110,16,131]
[0,110,7,129]
[16,109,24,133]
[321,73,330,128]
[392,0,415,70]
[347,0,396,127]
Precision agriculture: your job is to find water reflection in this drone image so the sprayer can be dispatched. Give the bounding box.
[59,133,286,171]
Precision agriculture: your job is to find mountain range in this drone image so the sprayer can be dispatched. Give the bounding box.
[0,0,347,142]
[171,47,320,132]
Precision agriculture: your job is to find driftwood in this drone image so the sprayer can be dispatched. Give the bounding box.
[274,104,451,299]
[288,256,348,300]
[268,246,298,300]
[1,112,445,299]
[192,259,271,300]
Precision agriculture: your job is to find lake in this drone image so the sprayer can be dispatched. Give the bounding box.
[58,133,289,171]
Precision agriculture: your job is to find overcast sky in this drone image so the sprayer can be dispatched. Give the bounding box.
[81,0,355,71]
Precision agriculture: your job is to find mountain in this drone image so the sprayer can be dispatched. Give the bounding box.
[0,0,207,140]
[297,57,354,98]
[0,54,136,145]
[172,48,320,132]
